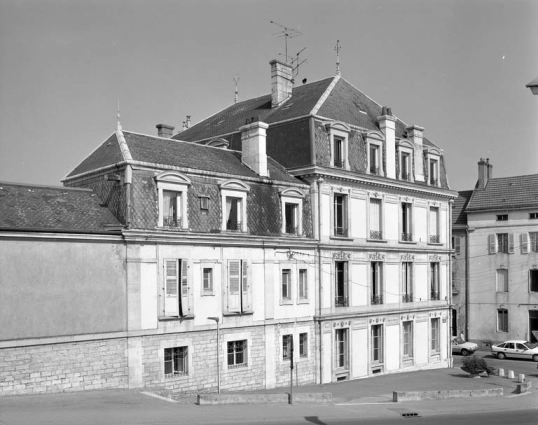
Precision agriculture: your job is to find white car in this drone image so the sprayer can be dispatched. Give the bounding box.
[451,336,478,356]
[491,340,538,361]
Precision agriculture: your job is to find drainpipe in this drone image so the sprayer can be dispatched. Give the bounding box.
[317,177,324,384]
[448,199,454,368]
[465,226,471,342]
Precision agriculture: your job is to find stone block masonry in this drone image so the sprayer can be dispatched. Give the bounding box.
[0,339,128,396]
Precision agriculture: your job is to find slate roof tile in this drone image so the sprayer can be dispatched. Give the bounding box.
[466,174,538,212]
[0,182,121,231]
[452,190,473,226]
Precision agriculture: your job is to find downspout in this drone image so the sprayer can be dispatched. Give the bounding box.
[317,177,324,384]
[465,226,470,342]
[448,199,454,368]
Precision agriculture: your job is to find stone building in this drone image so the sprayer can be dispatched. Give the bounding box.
[453,159,538,347]
[0,58,456,396]
[176,59,457,383]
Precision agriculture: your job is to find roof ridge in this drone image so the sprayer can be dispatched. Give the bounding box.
[116,129,133,161]
[487,173,538,181]
[0,181,93,192]
[310,75,340,116]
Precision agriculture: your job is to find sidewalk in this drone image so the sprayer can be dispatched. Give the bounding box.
[158,363,538,405]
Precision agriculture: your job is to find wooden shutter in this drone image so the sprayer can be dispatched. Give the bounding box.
[241,261,252,312]
[180,259,190,316]
[488,234,497,254]
[521,233,529,254]
[164,260,179,316]
[343,262,349,299]
[454,237,461,255]
[508,233,515,254]
[227,260,241,312]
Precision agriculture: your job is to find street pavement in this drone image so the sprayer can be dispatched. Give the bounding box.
[1,349,537,425]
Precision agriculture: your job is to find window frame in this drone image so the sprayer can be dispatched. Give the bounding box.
[162,258,192,318]
[219,179,250,233]
[428,206,441,244]
[530,212,538,219]
[225,260,251,314]
[371,324,384,364]
[164,346,188,378]
[402,321,414,359]
[279,188,305,236]
[227,339,248,369]
[155,172,191,230]
[335,328,349,370]
[426,149,441,187]
[371,261,384,305]
[282,334,293,360]
[530,232,538,253]
[529,269,538,293]
[397,141,414,182]
[335,261,349,307]
[368,195,384,241]
[202,266,214,295]
[326,122,350,170]
[400,201,414,242]
[430,318,440,353]
[497,309,508,333]
[496,269,508,293]
[430,262,440,301]
[298,269,309,303]
[496,214,508,221]
[497,233,509,253]
[299,332,308,358]
[401,262,413,303]
[333,192,349,238]
[281,269,292,304]
[366,132,385,176]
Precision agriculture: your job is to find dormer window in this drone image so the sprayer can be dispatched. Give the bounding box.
[155,171,191,230]
[325,121,350,170]
[397,140,414,182]
[219,179,250,233]
[425,147,442,187]
[279,188,305,236]
[366,131,385,177]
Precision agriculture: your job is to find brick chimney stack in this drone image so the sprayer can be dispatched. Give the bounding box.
[156,124,175,138]
[477,158,492,189]
[270,59,293,108]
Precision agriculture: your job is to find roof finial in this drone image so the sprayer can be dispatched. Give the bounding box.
[116,99,122,131]
[233,77,239,104]
[334,40,341,75]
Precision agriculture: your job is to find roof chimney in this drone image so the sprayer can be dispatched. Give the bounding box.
[407,125,425,182]
[186,115,191,129]
[477,158,492,189]
[240,119,269,177]
[377,107,396,179]
[156,123,175,138]
[270,59,293,108]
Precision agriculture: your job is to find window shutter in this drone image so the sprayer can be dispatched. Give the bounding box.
[343,262,349,299]
[227,260,241,312]
[508,233,514,254]
[454,237,461,255]
[241,261,252,312]
[180,259,190,316]
[164,260,179,316]
[488,234,497,254]
[370,199,381,231]
[521,233,529,254]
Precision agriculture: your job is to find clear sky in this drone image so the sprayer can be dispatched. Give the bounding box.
[1,0,537,191]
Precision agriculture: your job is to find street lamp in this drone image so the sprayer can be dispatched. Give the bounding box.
[207,316,220,394]
[526,77,538,95]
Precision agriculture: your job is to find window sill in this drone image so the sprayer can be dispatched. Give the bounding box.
[201,292,215,297]
[330,236,354,241]
[158,226,190,231]
[399,240,417,245]
[367,238,388,243]
[427,242,444,246]
[222,311,254,317]
[158,314,195,322]
[297,299,310,305]
[280,300,294,306]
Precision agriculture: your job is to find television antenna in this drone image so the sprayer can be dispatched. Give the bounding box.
[270,20,302,64]
[233,77,239,104]
[334,40,341,75]
[291,47,307,77]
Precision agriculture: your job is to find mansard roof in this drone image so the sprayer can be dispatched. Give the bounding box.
[66,131,301,185]
[174,75,438,149]
[466,174,538,212]
[0,182,121,232]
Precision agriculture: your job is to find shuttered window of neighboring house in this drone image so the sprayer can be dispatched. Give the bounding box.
[488,234,497,254]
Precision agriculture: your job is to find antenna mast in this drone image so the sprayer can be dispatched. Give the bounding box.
[233,77,240,104]
[270,20,302,64]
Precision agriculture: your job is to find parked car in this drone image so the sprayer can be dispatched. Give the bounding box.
[451,336,478,356]
[491,340,538,361]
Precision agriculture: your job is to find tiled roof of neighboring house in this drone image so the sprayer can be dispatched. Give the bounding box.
[466,174,538,212]
[452,190,473,226]
[66,131,302,185]
[174,76,438,149]
[0,182,121,232]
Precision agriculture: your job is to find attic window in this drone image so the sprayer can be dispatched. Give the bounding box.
[200,196,209,210]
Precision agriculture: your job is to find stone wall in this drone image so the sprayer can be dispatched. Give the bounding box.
[0,339,128,396]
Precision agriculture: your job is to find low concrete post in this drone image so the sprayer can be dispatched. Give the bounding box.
[518,374,525,383]
[507,370,515,379]
[498,368,505,377]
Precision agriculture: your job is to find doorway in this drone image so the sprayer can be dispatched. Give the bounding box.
[529,310,538,343]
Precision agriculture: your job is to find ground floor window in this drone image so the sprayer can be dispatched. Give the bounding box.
[299,333,308,358]
[530,269,538,292]
[335,328,348,369]
[227,340,247,368]
[431,318,440,353]
[497,309,508,333]
[282,334,293,360]
[403,321,413,358]
[164,346,188,377]
[371,324,383,363]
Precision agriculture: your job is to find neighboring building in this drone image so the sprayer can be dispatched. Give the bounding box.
[177,60,457,383]
[0,58,456,396]
[455,159,538,347]
[0,182,127,395]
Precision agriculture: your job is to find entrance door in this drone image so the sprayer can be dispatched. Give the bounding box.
[451,308,457,337]
[529,310,538,343]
